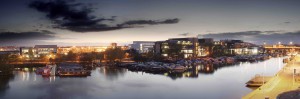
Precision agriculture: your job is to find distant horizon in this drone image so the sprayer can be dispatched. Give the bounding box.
[1,0,300,46]
[0,37,298,47]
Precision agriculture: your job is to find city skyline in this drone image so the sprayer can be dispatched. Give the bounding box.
[1,0,300,46]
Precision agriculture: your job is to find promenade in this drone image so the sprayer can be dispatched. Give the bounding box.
[243,55,300,99]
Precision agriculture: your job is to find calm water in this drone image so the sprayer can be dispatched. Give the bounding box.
[0,57,285,99]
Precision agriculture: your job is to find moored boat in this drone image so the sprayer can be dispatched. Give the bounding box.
[57,63,91,77]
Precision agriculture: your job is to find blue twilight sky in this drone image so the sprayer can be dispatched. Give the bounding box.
[0,0,300,46]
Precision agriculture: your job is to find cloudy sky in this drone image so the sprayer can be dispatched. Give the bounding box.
[1,0,300,46]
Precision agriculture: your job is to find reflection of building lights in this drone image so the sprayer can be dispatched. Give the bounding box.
[206,66,210,71]
[164,73,168,76]
[187,73,191,77]
[22,72,25,81]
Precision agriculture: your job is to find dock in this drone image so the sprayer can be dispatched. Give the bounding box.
[243,55,300,99]
[246,75,272,87]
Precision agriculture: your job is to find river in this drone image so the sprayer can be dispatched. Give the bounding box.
[0,57,285,99]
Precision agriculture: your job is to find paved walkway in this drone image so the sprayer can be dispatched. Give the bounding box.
[243,55,300,99]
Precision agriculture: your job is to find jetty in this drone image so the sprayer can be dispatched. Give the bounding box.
[243,55,300,99]
[246,75,272,87]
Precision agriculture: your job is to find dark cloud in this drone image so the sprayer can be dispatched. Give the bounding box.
[0,30,56,45]
[202,31,300,44]
[121,18,179,26]
[284,21,291,24]
[29,0,179,32]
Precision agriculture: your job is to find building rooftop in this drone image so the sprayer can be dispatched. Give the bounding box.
[34,45,57,48]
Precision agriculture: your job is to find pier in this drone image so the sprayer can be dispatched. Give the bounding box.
[243,55,300,99]
[246,75,272,87]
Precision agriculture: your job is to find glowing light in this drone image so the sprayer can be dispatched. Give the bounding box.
[206,66,210,71]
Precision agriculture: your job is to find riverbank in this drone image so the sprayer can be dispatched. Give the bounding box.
[0,57,285,99]
[243,55,300,99]
[117,54,272,73]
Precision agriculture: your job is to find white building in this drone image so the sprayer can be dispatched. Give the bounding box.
[131,41,155,53]
[34,45,57,55]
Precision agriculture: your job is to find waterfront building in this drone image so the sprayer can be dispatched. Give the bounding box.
[154,41,164,55]
[110,43,117,49]
[57,46,72,55]
[155,37,200,58]
[219,40,260,55]
[198,38,214,56]
[20,47,38,58]
[0,46,20,55]
[57,46,108,55]
[34,45,57,55]
[130,41,155,53]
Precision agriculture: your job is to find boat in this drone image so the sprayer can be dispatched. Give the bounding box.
[246,75,272,87]
[283,58,289,63]
[41,63,57,77]
[172,65,186,70]
[42,68,51,77]
[35,67,44,74]
[57,63,91,77]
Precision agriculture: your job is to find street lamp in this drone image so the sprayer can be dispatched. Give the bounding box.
[278,42,281,45]
[290,41,293,45]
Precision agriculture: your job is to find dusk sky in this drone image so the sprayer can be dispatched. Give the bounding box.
[1,0,300,46]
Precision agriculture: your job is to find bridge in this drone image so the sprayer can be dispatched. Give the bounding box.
[263,44,300,55]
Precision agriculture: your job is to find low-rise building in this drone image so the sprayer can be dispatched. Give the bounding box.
[155,37,200,58]
[0,46,20,55]
[20,47,38,58]
[130,41,155,53]
[34,45,57,55]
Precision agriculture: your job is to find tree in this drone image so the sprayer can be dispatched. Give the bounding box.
[0,54,13,75]
[105,47,125,63]
[80,53,96,63]
[38,55,49,63]
[94,52,104,63]
[8,54,19,64]
[66,51,78,62]
[126,48,148,62]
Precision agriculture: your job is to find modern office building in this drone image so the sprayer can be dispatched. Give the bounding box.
[155,37,200,58]
[0,46,20,55]
[34,45,58,55]
[130,41,155,53]
[20,47,38,58]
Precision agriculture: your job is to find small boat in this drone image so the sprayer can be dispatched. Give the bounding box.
[172,65,186,70]
[57,63,91,77]
[246,75,272,87]
[283,58,289,63]
[35,67,44,75]
[42,68,51,77]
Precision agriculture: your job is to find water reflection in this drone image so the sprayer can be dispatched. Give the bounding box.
[99,66,127,81]
[123,60,273,80]
[0,75,14,97]
[0,58,284,99]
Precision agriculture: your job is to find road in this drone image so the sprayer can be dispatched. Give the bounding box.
[243,55,300,99]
